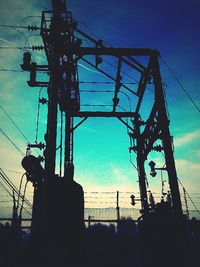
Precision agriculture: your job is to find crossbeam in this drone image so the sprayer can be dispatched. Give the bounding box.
[64,47,159,56]
[70,111,137,118]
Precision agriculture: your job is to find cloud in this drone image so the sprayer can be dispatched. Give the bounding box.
[174,130,200,147]
[176,159,200,172]
[175,159,200,193]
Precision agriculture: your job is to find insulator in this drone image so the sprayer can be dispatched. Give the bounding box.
[27,142,45,150]
[95,55,103,67]
[32,45,44,51]
[130,195,135,206]
[149,161,157,177]
[21,52,31,71]
[28,25,39,31]
[39,98,48,105]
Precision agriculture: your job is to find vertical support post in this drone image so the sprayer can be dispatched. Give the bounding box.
[151,55,183,216]
[64,114,74,178]
[183,187,189,220]
[88,215,91,228]
[44,1,67,179]
[135,120,149,213]
[116,191,120,221]
[45,86,58,178]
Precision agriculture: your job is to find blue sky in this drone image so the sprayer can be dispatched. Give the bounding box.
[0,0,199,211]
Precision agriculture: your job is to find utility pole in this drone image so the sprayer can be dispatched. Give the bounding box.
[20,1,185,265]
[21,1,84,264]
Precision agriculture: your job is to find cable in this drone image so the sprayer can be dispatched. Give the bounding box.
[19,181,28,217]
[0,46,30,50]
[17,174,26,212]
[35,87,44,143]
[0,168,23,174]
[103,58,139,83]
[19,16,41,27]
[78,21,112,47]
[160,56,200,114]
[0,104,29,143]
[0,178,31,216]
[79,81,138,84]
[178,178,200,216]
[80,89,132,112]
[0,127,25,156]
[0,168,32,208]
[0,68,24,72]
[0,104,40,156]
[0,24,28,29]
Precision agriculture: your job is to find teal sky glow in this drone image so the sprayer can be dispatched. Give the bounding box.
[0,0,199,211]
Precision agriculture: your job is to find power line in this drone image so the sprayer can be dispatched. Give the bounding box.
[0,46,30,50]
[0,167,24,174]
[0,104,40,156]
[79,81,138,84]
[0,127,25,156]
[0,178,32,216]
[0,104,29,143]
[160,56,200,114]
[0,68,24,72]
[0,168,32,208]
[0,24,28,29]
[178,178,200,216]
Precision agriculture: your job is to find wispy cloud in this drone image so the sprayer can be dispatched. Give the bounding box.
[174,130,200,147]
[176,159,200,172]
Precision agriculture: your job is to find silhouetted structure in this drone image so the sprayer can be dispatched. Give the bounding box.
[17,0,193,266]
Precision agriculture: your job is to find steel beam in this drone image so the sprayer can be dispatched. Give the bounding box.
[151,55,183,216]
[70,111,137,117]
[64,47,159,56]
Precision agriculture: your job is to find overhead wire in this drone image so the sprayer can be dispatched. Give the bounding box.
[0,46,30,50]
[160,56,200,114]
[35,87,44,144]
[0,175,32,216]
[0,104,29,143]
[178,178,200,216]
[0,168,32,208]
[0,68,24,72]
[0,104,39,156]
[0,127,25,156]
[0,24,28,29]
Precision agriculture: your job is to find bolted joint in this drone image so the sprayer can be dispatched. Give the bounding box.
[129,146,137,152]
[112,97,119,106]
[152,145,163,152]
[129,131,138,139]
